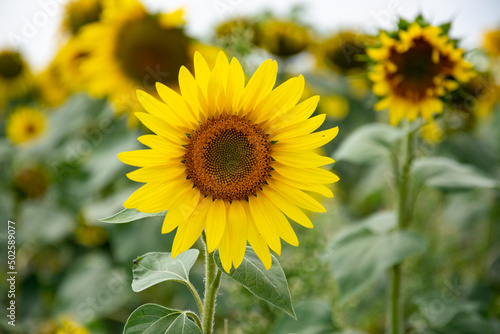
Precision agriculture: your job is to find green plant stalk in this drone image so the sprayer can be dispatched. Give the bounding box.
[390,129,414,334]
[202,233,222,334]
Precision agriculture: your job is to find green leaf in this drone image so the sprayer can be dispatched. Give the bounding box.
[98,208,168,224]
[271,300,339,334]
[324,211,428,302]
[439,22,452,35]
[214,247,296,319]
[397,18,410,31]
[123,303,201,334]
[132,250,199,292]
[412,157,499,192]
[333,123,401,164]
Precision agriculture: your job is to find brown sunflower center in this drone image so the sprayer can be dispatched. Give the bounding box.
[0,52,24,79]
[388,37,452,101]
[115,17,190,86]
[327,41,366,73]
[185,115,272,201]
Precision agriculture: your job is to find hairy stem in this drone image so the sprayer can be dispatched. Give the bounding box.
[202,233,222,334]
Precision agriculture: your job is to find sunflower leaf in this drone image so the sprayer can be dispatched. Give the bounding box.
[411,157,500,192]
[98,208,168,224]
[324,211,428,303]
[131,250,199,292]
[123,303,201,334]
[333,123,402,164]
[214,247,296,319]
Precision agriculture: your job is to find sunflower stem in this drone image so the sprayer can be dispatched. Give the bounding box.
[390,127,414,334]
[201,232,222,334]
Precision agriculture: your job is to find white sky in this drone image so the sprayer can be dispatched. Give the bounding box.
[1,0,499,71]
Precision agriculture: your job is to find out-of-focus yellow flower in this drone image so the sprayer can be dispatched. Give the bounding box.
[57,36,91,92]
[40,316,89,334]
[63,0,104,35]
[80,0,218,126]
[0,50,34,110]
[446,74,500,131]
[368,21,475,125]
[74,225,108,247]
[13,166,49,199]
[215,17,260,56]
[319,94,350,119]
[317,31,375,75]
[257,20,311,58]
[420,120,444,144]
[6,107,46,145]
[483,29,500,58]
[36,58,69,108]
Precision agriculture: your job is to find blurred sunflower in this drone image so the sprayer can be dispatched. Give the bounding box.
[215,17,260,57]
[57,36,91,92]
[62,0,104,35]
[118,51,339,272]
[447,73,500,130]
[40,316,89,334]
[420,120,444,144]
[317,31,375,75]
[368,21,475,125]
[257,20,311,58]
[36,56,69,107]
[80,0,217,126]
[0,50,34,109]
[13,166,49,199]
[6,107,46,145]
[319,94,350,119]
[483,28,500,58]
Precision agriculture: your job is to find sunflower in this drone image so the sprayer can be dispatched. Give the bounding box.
[6,107,46,145]
[62,0,104,35]
[36,56,69,108]
[80,0,217,126]
[118,51,339,272]
[447,73,500,130]
[368,22,475,125]
[215,17,260,57]
[257,20,311,58]
[420,120,444,144]
[57,36,91,92]
[0,50,34,110]
[483,29,500,58]
[317,31,375,75]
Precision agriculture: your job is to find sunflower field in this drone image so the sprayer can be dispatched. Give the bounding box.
[1,0,500,333]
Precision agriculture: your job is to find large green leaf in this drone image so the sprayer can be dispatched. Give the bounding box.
[324,211,428,302]
[132,250,199,292]
[98,208,168,224]
[272,300,339,334]
[412,157,499,192]
[333,123,402,164]
[123,304,201,334]
[214,247,296,319]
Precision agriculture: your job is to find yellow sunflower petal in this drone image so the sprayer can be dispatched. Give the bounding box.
[246,212,272,270]
[117,150,169,167]
[248,195,282,255]
[228,201,248,268]
[262,186,313,228]
[162,187,201,234]
[206,199,226,252]
[240,59,278,114]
